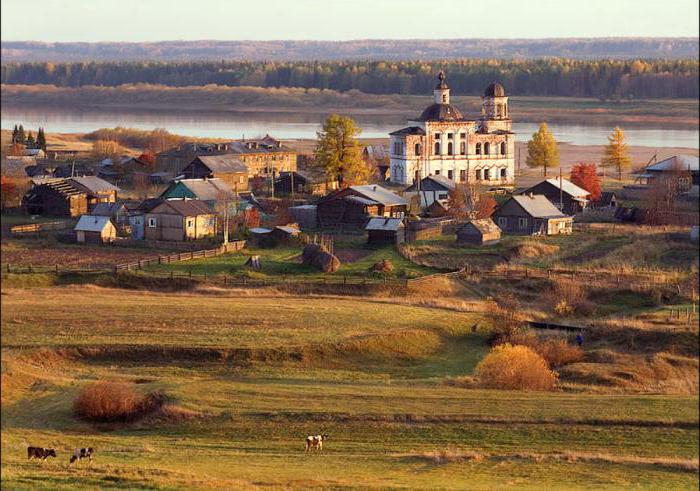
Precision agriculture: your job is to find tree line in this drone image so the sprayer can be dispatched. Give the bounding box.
[2,59,698,98]
[11,124,46,150]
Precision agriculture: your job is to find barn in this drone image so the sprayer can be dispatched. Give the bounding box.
[316,185,408,229]
[365,217,405,246]
[456,218,501,246]
[74,215,117,244]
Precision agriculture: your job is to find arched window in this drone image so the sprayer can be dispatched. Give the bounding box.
[500,142,506,155]
[460,142,466,155]
[447,142,453,155]
[496,105,501,117]
[484,142,490,155]
[475,143,481,155]
[442,94,447,103]
[414,143,421,156]
[434,142,440,155]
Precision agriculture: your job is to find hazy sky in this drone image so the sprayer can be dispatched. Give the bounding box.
[1,0,698,42]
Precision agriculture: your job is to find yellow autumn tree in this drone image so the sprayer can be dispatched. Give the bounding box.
[601,127,632,181]
[526,122,559,177]
[313,114,369,185]
[475,343,557,390]
[91,139,127,161]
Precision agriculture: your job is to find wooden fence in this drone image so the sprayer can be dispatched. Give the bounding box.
[10,220,74,235]
[113,240,246,272]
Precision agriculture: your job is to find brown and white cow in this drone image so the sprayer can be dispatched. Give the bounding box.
[69,447,94,464]
[305,434,328,452]
[27,447,56,461]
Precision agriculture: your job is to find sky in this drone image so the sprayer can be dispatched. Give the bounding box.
[1,0,699,42]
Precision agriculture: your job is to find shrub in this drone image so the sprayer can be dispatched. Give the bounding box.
[546,278,592,316]
[500,332,585,368]
[73,381,163,422]
[475,344,558,390]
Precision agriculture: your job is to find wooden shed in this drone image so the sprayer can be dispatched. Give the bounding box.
[456,218,501,246]
[74,215,117,244]
[317,185,408,229]
[365,217,405,246]
[492,194,573,236]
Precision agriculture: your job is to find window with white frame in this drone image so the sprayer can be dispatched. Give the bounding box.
[497,217,507,228]
[147,217,157,228]
[518,217,528,229]
[187,219,194,228]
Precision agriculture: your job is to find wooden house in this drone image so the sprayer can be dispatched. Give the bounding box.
[21,176,118,217]
[365,217,405,246]
[594,191,618,209]
[519,178,590,215]
[363,145,390,180]
[637,155,699,192]
[274,170,338,196]
[227,136,297,177]
[404,174,456,209]
[128,198,163,240]
[492,194,573,236]
[270,225,301,243]
[74,215,117,244]
[144,199,216,241]
[456,218,501,246]
[316,185,408,229]
[180,155,249,191]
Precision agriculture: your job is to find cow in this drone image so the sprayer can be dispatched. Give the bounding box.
[27,447,56,461]
[305,434,328,452]
[69,447,94,464]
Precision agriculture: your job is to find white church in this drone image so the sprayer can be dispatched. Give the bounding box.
[389,72,515,186]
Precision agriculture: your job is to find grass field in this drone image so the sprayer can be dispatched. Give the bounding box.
[1,285,698,489]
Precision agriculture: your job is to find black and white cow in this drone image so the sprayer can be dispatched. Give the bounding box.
[305,434,328,452]
[69,447,94,464]
[27,447,56,461]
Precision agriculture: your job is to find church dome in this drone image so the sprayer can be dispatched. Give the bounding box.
[418,103,464,122]
[484,82,506,97]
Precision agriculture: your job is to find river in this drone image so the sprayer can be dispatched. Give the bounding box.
[1,105,698,148]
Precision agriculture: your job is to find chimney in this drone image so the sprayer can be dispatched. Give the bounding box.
[373,185,377,191]
[528,192,534,198]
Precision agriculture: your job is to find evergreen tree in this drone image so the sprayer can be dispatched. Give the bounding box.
[11,124,18,144]
[601,127,632,181]
[26,131,35,148]
[36,127,47,150]
[16,125,25,145]
[526,122,559,177]
[313,114,369,185]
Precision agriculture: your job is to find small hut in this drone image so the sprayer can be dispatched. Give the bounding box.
[74,215,117,244]
[270,225,301,244]
[365,217,405,246]
[456,218,501,246]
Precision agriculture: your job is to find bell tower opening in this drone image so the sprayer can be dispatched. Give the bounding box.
[434,71,450,105]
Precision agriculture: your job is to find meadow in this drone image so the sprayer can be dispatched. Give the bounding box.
[1,284,699,489]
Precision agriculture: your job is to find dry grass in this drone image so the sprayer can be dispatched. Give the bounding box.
[400,449,699,472]
[497,332,585,368]
[508,241,560,259]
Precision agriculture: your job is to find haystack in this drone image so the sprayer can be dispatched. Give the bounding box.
[302,243,341,273]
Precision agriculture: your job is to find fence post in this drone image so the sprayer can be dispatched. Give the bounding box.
[6,263,9,273]
[189,269,192,279]
[56,264,59,273]
[29,264,33,273]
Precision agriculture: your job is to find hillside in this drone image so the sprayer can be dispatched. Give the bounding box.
[2,38,698,62]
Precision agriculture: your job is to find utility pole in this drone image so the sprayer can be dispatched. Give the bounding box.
[223,198,229,245]
[559,165,563,212]
[290,170,295,203]
[270,169,275,199]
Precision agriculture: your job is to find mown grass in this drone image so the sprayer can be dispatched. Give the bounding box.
[2,285,698,489]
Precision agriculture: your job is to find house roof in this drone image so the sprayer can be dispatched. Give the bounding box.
[228,137,294,154]
[194,155,248,174]
[389,126,426,136]
[74,215,113,232]
[170,178,236,201]
[350,185,408,206]
[69,176,120,194]
[91,202,126,216]
[365,217,404,231]
[522,178,590,199]
[599,191,617,206]
[509,194,568,219]
[647,155,699,173]
[151,199,214,217]
[250,227,272,234]
[274,225,301,235]
[460,218,500,235]
[405,174,456,192]
[364,145,388,160]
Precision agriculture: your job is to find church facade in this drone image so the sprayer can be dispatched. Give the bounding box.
[389,73,515,187]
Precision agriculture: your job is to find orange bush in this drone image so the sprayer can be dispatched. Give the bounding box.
[73,381,162,422]
[500,332,584,368]
[475,344,558,390]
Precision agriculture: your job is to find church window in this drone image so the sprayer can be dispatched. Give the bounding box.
[460,132,466,139]
[434,142,440,155]
[500,142,506,155]
[447,133,453,139]
[460,142,466,155]
[447,170,453,180]
[414,143,421,156]
[442,94,447,103]
[484,169,491,180]
[434,133,440,140]
[434,170,440,175]
[500,168,507,178]
[476,169,482,180]
[460,170,467,181]
[476,143,482,155]
[447,142,453,155]
[484,142,490,155]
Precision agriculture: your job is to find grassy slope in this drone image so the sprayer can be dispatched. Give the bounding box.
[1,286,698,489]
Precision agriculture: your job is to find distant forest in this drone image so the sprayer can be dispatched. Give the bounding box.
[2,38,698,62]
[2,59,698,98]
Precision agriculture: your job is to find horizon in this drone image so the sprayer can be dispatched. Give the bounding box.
[1,0,698,43]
